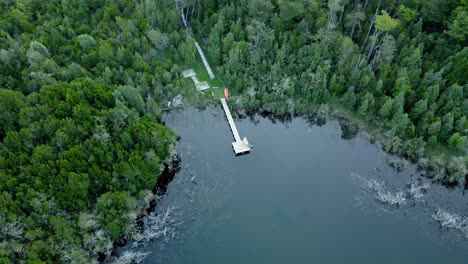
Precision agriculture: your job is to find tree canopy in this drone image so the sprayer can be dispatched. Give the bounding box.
[0,0,181,262]
[0,0,467,262]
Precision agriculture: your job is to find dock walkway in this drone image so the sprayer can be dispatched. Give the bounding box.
[195,42,215,80]
[179,11,251,155]
[220,98,251,155]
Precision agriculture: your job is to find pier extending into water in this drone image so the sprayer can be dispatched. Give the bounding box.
[179,11,251,155]
[220,98,251,155]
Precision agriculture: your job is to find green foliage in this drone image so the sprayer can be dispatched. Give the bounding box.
[114,85,146,114]
[77,34,97,50]
[446,48,468,85]
[278,0,320,25]
[95,192,136,239]
[375,11,400,32]
[446,10,468,41]
[0,1,178,262]
[397,5,417,24]
[379,98,393,119]
[0,89,26,139]
[1,0,467,261]
[191,0,466,180]
[358,92,375,116]
[448,132,467,152]
[248,0,274,21]
[421,0,454,25]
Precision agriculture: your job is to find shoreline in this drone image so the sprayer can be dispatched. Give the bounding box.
[114,106,467,262]
[105,149,182,262]
[212,95,466,188]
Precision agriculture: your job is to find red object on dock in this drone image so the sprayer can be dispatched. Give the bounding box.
[224,87,229,98]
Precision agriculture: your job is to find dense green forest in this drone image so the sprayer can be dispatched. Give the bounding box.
[0,0,189,262]
[0,0,467,262]
[183,0,467,182]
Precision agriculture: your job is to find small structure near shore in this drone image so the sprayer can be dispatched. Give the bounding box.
[171,94,183,107]
[182,69,210,92]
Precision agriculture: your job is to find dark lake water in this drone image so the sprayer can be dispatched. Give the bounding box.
[128,107,468,264]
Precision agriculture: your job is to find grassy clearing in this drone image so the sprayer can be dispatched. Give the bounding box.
[179,43,226,100]
[210,86,225,98]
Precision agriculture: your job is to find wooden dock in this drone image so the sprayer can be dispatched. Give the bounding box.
[220,98,251,155]
[178,14,250,154]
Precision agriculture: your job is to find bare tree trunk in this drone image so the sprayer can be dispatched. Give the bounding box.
[361,0,381,51]
[362,18,374,50]
[323,0,344,43]
[354,54,363,69]
[373,47,382,67]
[371,30,391,67]
[366,29,381,62]
[190,1,195,19]
[338,3,346,23]
[185,6,189,24]
[349,0,359,39]
[323,10,335,43]
[389,0,397,13]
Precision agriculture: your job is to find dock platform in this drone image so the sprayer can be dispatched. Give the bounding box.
[220,98,251,155]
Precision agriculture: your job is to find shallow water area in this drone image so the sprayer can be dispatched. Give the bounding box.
[131,107,467,264]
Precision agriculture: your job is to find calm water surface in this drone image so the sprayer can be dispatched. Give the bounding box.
[138,107,467,263]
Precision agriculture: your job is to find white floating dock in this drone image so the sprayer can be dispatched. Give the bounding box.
[220,98,251,155]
